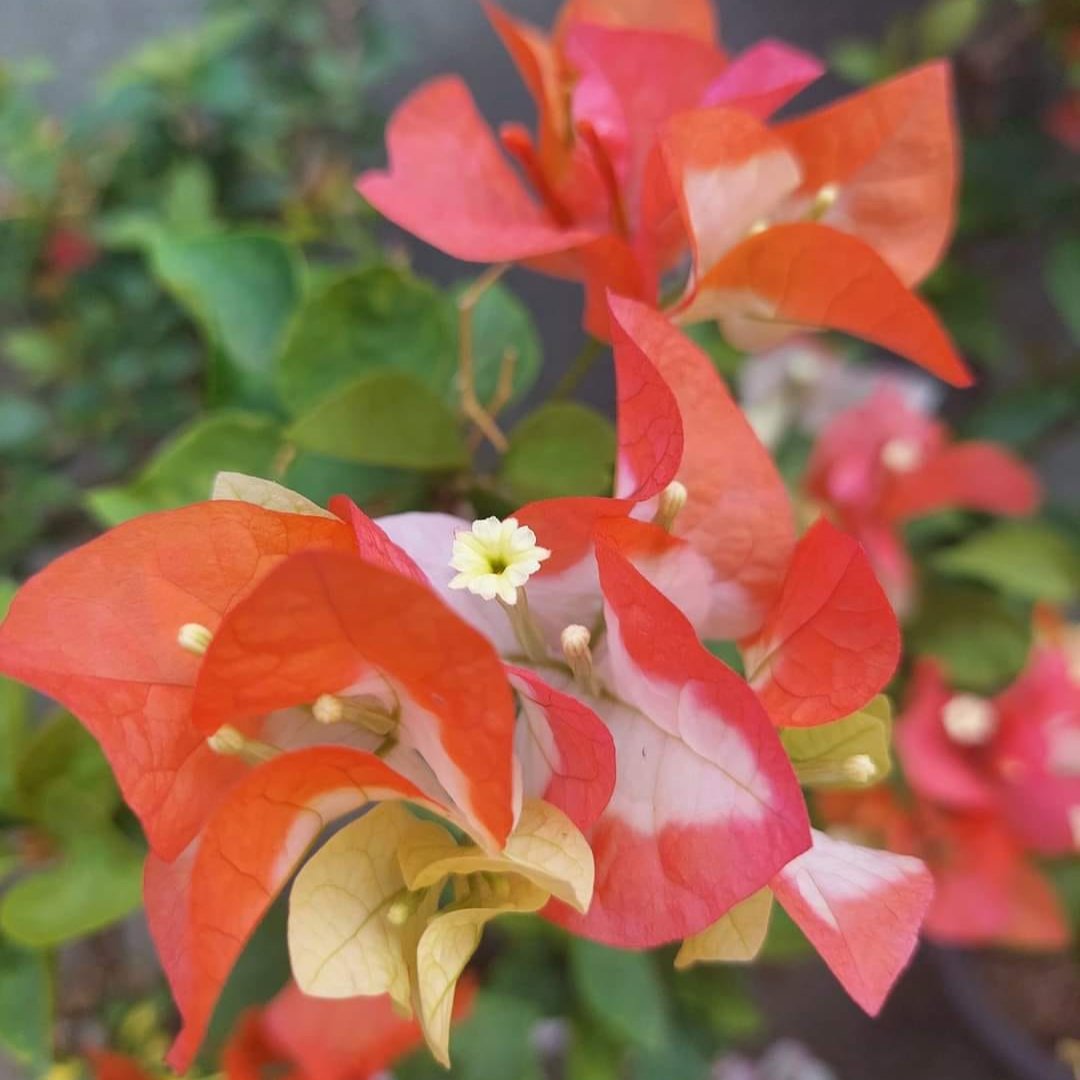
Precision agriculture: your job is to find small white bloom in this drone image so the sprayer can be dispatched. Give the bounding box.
[880,437,924,473]
[942,693,998,746]
[449,516,550,605]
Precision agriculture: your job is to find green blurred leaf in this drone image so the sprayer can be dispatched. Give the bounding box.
[908,582,1032,692]
[199,894,290,1067]
[396,992,542,1080]
[150,231,301,403]
[781,695,893,788]
[501,403,615,502]
[0,940,51,1071]
[1,829,143,947]
[16,713,119,837]
[631,1038,710,1080]
[706,640,746,677]
[163,160,218,232]
[86,410,283,527]
[570,940,669,1050]
[1046,237,1080,344]
[918,0,982,56]
[962,387,1075,449]
[287,370,468,471]
[829,40,887,85]
[454,279,542,406]
[282,453,428,516]
[276,266,455,416]
[0,396,49,454]
[0,582,27,814]
[932,522,1080,604]
[566,1019,622,1080]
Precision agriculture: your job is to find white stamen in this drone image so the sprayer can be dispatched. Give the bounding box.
[206,724,277,764]
[747,219,769,237]
[178,622,213,656]
[313,693,398,736]
[449,516,550,606]
[843,754,878,785]
[653,480,688,532]
[880,438,924,474]
[561,624,598,694]
[941,694,998,747]
[812,182,839,218]
[786,350,825,387]
[386,898,412,927]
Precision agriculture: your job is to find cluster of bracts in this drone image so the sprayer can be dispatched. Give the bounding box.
[2,0,1076,1073]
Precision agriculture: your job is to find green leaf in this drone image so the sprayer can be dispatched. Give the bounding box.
[566,1019,623,1080]
[286,370,468,471]
[0,941,51,1071]
[501,403,615,503]
[85,410,283,527]
[1046,237,1080,344]
[829,40,887,85]
[0,581,28,817]
[453,279,542,406]
[962,387,1075,449]
[569,939,669,1051]
[0,396,49,453]
[0,829,143,947]
[918,0,982,56]
[163,160,218,232]
[781,696,893,788]
[198,894,290,1067]
[16,713,119,837]
[396,992,542,1080]
[631,1038,710,1080]
[149,231,302,403]
[932,522,1080,604]
[276,266,456,416]
[908,582,1032,692]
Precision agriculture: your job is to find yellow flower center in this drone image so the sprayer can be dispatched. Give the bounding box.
[449,516,550,606]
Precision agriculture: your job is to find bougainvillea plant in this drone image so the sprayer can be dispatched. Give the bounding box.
[2,0,1078,1077]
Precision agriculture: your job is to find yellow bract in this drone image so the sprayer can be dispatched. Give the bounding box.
[211,471,336,517]
[400,798,595,913]
[675,887,774,968]
[287,798,595,1066]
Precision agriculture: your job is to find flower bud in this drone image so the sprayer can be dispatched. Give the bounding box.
[177,622,213,656]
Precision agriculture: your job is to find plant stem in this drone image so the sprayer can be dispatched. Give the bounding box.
[553,337,603,400]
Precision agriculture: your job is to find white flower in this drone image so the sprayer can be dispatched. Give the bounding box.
[449,517,551,605]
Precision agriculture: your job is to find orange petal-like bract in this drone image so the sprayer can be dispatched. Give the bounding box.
[742,520,900,728]
[147,746,434,1073]
[547,524,810,946]
[776,62,957,286]
[0,502,353,858]
[608,296,795,637]
[191,550,517,849]
[554,0,718,44]
[356,77,595,263]
[683,222,972,387]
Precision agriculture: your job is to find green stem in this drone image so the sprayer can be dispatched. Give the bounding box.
[553,337,603,400]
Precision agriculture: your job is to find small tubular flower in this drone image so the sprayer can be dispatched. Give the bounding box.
[449,516,551,604]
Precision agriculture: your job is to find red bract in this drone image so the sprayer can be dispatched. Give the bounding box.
[359,3,968,383]
[0,502,356,858]
[225,978,476,1080]
[378,300,924,1010]
[806,384,1041,609]
[607,297,901,729]
[822,788,1070,950]
[898,654,1080,857]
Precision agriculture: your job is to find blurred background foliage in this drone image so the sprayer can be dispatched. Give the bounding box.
[0,0,1077,1076]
